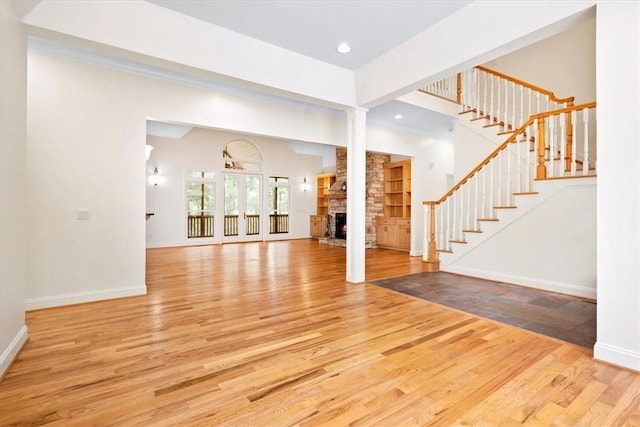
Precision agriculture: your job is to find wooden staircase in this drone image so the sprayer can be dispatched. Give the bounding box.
[419,66,597,273]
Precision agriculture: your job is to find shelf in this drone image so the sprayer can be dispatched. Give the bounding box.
[383,160,411,219]
[315,172,336,216]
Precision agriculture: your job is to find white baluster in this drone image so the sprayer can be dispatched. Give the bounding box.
[489,74,495,122]
[519,85,524,131]
[447,194,456,250]
[560,112,566,176]
[475,69,480,117]
[438,201,445,250]
[478,166,487,218]
[536,91,541,115]
[507,141,512,205]
[571,109,577,175]
[423,204,428,261]
[512,82,516,130]
[458,189,464,241]
[496,77,501,126]
[548,115,555,178]
[483,71,488,118]
[528,122,535,192]
[527,88,532,120]
[497,150,503,206]
[517,131,522,193]
[583,108,590,175]
[489,161,495,214]
[473,174,479,229]
[465,179,471,231]
[505,80,510,129]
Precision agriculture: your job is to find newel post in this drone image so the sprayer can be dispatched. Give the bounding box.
[456,73,462,105]
[565,99,574,172]
[536,118,547,179]
[423,202,440,272]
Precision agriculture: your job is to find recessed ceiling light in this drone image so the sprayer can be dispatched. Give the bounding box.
[336,43,352,54]
[394,114,404,119]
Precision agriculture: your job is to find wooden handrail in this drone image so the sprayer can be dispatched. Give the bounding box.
[529,101,596,119]
[423,102,597,206]
[475,65,575,105]
[423,119,532,205]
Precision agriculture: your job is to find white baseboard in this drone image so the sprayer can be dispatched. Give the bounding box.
[25,285,147,310]
[442,265,597,299]
[1,325,28,378]
[594,342,640,372]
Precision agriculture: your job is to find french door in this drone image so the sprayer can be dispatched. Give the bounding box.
[223,174,262,242]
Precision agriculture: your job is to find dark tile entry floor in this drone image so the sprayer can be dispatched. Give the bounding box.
[371,271,596,348]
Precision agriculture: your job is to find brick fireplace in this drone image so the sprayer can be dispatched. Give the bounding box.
[320,148,389,248]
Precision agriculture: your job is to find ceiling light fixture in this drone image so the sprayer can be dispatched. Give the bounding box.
[336,43,352,54]
[394,114,404,119]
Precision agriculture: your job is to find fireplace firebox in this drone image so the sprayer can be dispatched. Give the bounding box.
[335,213,347,240]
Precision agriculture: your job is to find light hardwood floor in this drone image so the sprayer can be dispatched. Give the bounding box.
[1,240,638,426]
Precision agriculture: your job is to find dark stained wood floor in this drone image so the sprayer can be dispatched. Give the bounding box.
[372,271,597,348]
[0,240,638,426]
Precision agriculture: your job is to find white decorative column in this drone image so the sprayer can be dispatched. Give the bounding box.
[594,0,640,372]
[346,107,367,283]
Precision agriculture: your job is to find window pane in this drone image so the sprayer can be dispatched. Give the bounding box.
[187,182,214,215]
[268,185,289,214]
[224,175,239,215]
[277,187,289,213]
[187,171,214,180]
[245,176,261,215]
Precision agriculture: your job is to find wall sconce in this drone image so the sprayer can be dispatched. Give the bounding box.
[301,177,311,192]
[149,167,162,186]
[145,144,154,161]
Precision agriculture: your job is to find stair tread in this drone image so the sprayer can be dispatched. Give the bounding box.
[513,191,539,195]
[494,205,517,209]
[437,249,453,253]
[536,174,597,181]
[483,122,504,128]
[458,109,477,115]
[462,229,483,233]
[477,218,499,221]
[470,115,489,122]
[449,240,467,244]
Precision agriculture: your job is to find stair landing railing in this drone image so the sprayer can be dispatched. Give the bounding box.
[422,102,596,272]
[420,66,575,133]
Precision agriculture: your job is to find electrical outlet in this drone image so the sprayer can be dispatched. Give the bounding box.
[76,209,90,220]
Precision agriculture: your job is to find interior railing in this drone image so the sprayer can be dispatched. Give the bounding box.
[420,66,575,133]
[422,102,596,271]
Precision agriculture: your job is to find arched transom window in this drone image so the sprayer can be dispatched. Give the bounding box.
[223,139,262,172]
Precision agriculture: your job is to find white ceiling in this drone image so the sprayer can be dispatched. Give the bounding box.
[147,0,472,71]
[141,0,463,139]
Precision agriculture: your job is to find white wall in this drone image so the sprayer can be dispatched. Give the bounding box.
[594,1,640,371]
[26,51,448,308]
[452,119,505,182]
[485,17,595,104]
[446,182,597,299]
[0,0,28,376]
[145,128,321,247]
